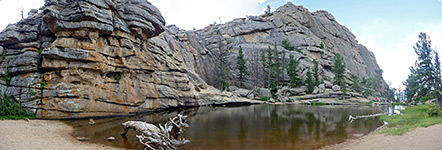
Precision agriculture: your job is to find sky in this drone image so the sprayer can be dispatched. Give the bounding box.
[1,0,441,90]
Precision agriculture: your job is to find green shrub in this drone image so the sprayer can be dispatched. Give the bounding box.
[256,88,261,94]
[282,82,288,86]
[320,42,324,49]
[40,78,48,88]
[427,104,440,117]
[282,40,294,51]
[260,96,268,101]
[29,89,37,96]
[0,95,35,120]
[3,68,10,85]
[114,73,121,81]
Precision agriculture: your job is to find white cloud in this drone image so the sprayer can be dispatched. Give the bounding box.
[259,0,267,4]
[357,36,415,90]
[150,0,262,30]
[0,0,44,31]
[356,22,442,90]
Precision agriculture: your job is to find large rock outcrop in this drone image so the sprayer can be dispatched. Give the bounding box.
[0,0,255,119]
[150,2,386,96]
[0,1,385,118]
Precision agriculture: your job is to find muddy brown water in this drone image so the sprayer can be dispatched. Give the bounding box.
[65,104,390,150]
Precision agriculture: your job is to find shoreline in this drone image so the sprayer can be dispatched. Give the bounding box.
[322,124,442,150]
[0,120,122,150]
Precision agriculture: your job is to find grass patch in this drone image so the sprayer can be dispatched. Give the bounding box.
[391,102,405,106]
[259,96,268,102]
[380,104,442,135]
[311,102,324,106]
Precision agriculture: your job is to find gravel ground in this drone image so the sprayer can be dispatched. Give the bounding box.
[323,124,442,150]
[0,120,123,150]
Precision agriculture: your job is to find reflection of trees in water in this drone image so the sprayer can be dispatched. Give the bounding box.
[181,105,385,149]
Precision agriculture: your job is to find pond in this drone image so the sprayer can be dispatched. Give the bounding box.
[65,104,390,150]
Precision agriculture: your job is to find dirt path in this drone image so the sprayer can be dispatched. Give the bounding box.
[324,124,442,150]
[0,120,122,150]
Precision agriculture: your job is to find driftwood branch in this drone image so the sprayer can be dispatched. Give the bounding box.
[349,112,388,122]
[121,114,190,150]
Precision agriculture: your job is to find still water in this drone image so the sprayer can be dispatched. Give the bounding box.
[66,104,389,150]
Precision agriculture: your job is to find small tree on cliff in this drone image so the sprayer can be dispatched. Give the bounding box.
[265,5,273,16]
[333,53,347,94]
[270,43,281,97]
[287,54,301,87]
[312,60,322,86]
[305,70,314,94]
[262,46,273,88]
[236,46,249,88]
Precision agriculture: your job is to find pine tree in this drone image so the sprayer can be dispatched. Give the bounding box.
[288,54,301,87]
[264,46,273,88]
[333,53,347,94]
[306,70,314,94]
[312,60,321,86]
[236,46,249,88]
[219,62,231,91]
[404,67,419,100]
[270,43,281,97]
[413,32,436,102]
[281,49,287,85]
[434,51,442,108]
[261,49,267,87]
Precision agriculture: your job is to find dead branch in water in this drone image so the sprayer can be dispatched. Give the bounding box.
[349,112,388,122]
[121,114,190,150]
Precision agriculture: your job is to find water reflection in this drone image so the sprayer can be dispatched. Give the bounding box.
[387,105,406,115]
[66,104,388,150]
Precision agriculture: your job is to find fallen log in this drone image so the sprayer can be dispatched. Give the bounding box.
[349,112,388,122]
[121,114,190,150]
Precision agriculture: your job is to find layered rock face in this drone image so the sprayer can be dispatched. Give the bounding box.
[0,0,253,119]
[150,2,386,96]
[0,1,385,118]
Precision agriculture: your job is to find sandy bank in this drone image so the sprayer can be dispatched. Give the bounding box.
[0,120,122,150]
[324,124,442,150]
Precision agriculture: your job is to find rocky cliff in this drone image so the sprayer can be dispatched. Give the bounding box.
[150,2,386,98]
[0,1,385,119]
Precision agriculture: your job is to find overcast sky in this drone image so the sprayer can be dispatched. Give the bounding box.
[1,0,441,90]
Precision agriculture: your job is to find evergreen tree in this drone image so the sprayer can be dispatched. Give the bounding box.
[351,74,363,93]
[333,53,347,94]
[265,5,273,16]
[362,77,376,97]
[434,51,442,108]
[404,67,419,100]
[264,46,273,88]
[270,43,281,97]
[305,70,314,94]
[219,62,231,91]
[288,54,301,87]
[261,49,267,87]
[236,46,249,88]
[412,32,436,102]
[281,49,287,84]
[312,60,321,86]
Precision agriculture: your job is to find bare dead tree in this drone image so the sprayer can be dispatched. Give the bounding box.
[121,114,190,150]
